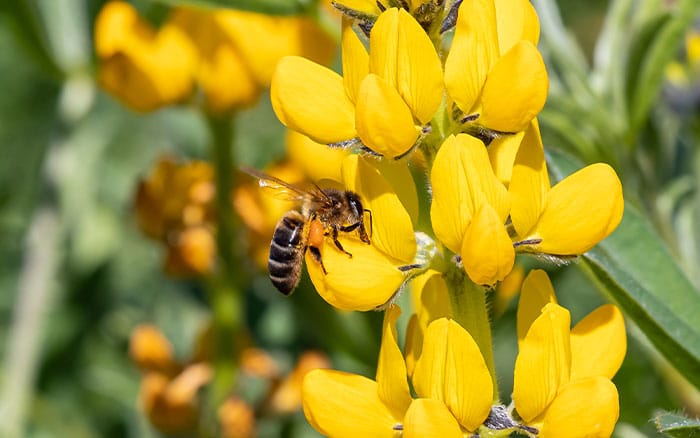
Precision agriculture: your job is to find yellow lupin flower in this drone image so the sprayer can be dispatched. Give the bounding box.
[509,120,624,256]
[95,1,197,112]
[305,155,417,310]
[430,134,513,285]
[302,306,411,436]
[444,0,547,137]
[512,270,626,437]
[271,8,443,158]
[303,307,492,437]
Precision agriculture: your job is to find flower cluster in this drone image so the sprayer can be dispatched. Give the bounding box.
[129,323,330,436]
[302,271,626,437]
[265,1,628,437]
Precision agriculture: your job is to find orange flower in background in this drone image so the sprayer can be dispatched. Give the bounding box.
[135,157,217,276]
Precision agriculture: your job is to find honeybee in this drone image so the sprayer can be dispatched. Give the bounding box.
[241,167,372,295]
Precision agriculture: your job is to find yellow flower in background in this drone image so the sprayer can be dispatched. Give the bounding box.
[306,155,417,310]
[512,270,626,438]
[509,121,624,256]
[430,134,513,285]
[444,0,547,138]
[95,1,197,112]
[271,8,443,158]
[95,2,334,113]
[171,7,335,113]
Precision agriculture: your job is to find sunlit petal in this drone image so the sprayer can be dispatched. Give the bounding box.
[430,134,509,253]
[302,369,398,437]
[461,204,515,286]
[285,131,348,184]
[488,131,525,186]
[444,0,499,115]
[509,120,550,238]
[355,74,420,158]
[494,0,540,54]
[413,318,492,432]
[523,163,624,255]
[539,377,619,438]
[480,41,548,133]
[570,305,626,381]
[341,20,369,104]
[404,399,463,438]
[395,9,443,123]
[513,303,571,423]
[372,159,420,227]
[376,306,412,419]
[516,269,557,343]
[342,155,416,263]
[405,314,421,378]
[271,56,357,144]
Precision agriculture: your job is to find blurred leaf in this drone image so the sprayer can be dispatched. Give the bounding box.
[628,0,694,136]
[547,149,700,390]
[655,412,700,437]
[0,1,62,79]
[154,0,312,15]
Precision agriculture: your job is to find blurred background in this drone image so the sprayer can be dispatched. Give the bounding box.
[0,0,698,437]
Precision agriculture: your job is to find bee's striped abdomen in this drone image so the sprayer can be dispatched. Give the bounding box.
[268,211,306,295]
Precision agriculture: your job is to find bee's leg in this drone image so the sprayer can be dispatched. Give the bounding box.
[308,245,328,274]
[340,222,371,245]
[331,226,353,258]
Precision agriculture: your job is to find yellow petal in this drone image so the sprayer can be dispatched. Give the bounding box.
[404,398,463,438]
[494,0,540,54]
[413,318,492,432]
[368,8,442,123]
[494,264,525,317]
[539,377,619,438]
[516,269,558,343]
[376,306,412,419]
[480,41,548,133]
[302,369,399,437]
[372,158,420,227]
[444,0,499,115]
[404,314,421,378]
[341,20,369,104]
[488,130,525,186]
[570,305,626,381]
[524,163,624,255]
[271,56,357,144]
[461,204,515,286]
[355,73,419,157]
[430,134,509,253]
[513,303,571,423]
[285,131,348,184]
[215,11,335,86]
[95,1,153,58]
[406,270,452,375]
[306,240,407,311]
[342,155,416,263]
[509,119,550,238]
[369,8,399,90]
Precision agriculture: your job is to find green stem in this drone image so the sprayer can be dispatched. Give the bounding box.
[445,262,499,401]
[206,113,243,412]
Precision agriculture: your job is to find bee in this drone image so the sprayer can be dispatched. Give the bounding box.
[241,167,372,295]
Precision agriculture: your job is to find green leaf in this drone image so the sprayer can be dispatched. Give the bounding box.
[628,1,695,136]
[153,0,311,15]
[655,411,700,437]
[547,149,700,389]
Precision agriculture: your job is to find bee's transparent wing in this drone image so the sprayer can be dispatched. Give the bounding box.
[240,166,323,202]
